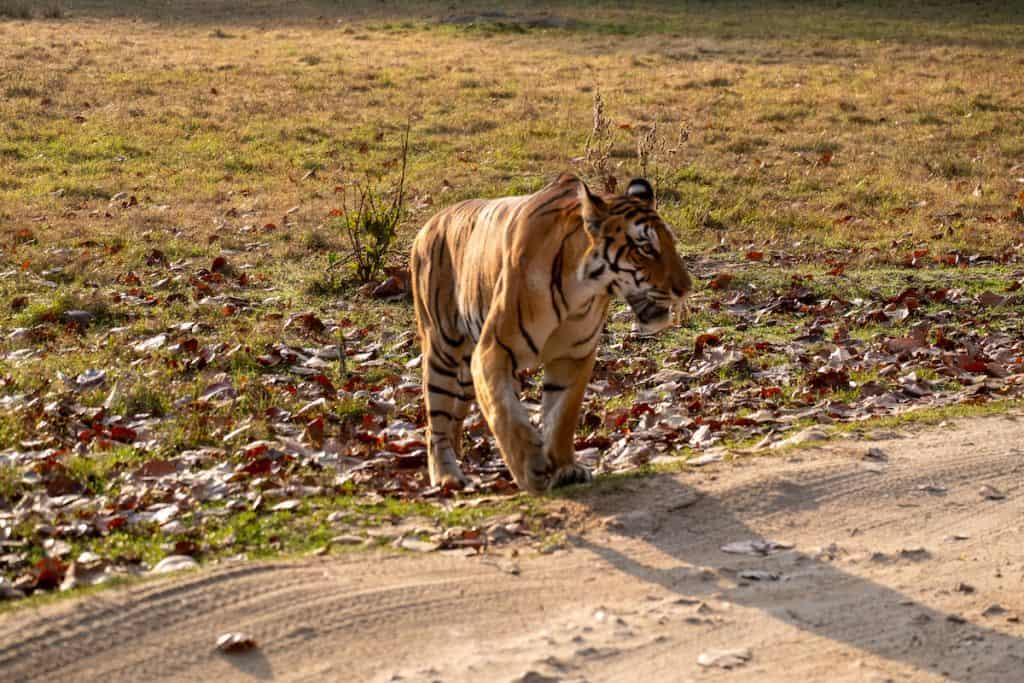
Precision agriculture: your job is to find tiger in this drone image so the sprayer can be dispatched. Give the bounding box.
[410,173,692,494]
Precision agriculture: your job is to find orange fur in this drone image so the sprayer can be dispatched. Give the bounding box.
[411,173,691,493]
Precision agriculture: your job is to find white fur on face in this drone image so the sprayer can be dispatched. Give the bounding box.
[628,221,659,252]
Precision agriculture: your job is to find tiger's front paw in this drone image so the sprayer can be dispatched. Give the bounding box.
[521,449,554,494]
[551,463,593,489]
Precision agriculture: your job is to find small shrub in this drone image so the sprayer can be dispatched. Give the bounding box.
[329,124,409,285]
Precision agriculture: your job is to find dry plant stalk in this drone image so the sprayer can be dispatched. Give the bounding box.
[635,120,689,200]
[636,122,658,178]
[583,89,616,193]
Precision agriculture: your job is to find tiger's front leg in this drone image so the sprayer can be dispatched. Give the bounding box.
[541,351,597,488]
[471,329,554,494]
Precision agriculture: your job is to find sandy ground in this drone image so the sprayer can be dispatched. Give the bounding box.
[2,414,1023,683]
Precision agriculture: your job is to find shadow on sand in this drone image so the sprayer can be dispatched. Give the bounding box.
[568,472,1024,681]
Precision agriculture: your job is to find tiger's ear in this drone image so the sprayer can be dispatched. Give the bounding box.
[578,179,608,237]
[626,178,656,209]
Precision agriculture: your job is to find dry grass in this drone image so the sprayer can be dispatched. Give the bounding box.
[1,1,1023,265]
[2,2,1022,439]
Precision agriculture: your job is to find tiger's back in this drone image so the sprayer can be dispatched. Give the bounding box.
[411,191,558,348]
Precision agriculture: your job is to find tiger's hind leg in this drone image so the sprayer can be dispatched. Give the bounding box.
[421,339,473,490]
[411,227,475,490]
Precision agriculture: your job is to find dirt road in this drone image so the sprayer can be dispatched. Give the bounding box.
[2,414,1023,682]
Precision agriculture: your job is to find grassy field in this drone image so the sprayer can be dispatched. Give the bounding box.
[1,1,1023,602]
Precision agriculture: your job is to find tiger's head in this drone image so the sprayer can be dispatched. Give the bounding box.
[577,178,692,334]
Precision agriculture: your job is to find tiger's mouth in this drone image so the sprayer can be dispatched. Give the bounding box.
[626,292,672,334]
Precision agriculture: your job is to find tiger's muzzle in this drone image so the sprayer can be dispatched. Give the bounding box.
[626,291,675,334]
